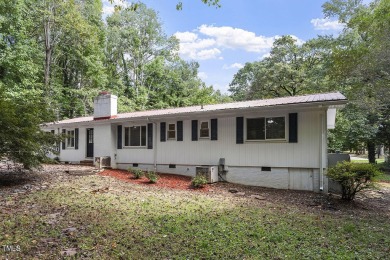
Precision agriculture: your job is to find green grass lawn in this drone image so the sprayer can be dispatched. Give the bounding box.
[350,158,385,164]
[1,175,389,259]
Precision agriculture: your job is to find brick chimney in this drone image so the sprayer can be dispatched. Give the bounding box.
[93,91,117,120]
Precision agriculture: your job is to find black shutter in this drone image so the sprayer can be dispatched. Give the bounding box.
[211,118,218,140]
[147,123,153,149]
[160,122,166,142]
[177,121,183,141]
[117,125,122,149]
[289,113,298,143]
[236,117,244,144]
[75,128,79,150]
[62,129,66,150]
[192,120,198,141]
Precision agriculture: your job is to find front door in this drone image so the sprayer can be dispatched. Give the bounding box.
[86,128,94,158]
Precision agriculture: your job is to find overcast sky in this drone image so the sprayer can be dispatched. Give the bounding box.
[103,0,345,94]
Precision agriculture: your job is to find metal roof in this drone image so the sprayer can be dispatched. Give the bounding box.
[46,92,347,126]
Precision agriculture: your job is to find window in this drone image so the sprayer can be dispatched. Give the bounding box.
[124,126,146,147]
[266,117,285,139]
[200,121,209,138]
[167,123,176,139]
[67,130,75,148]
[247,118,265,140]
[246,117,285,140]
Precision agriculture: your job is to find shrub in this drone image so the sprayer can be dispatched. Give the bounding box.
[192,175,208,188]
[131,169,144,179]
[327,161,382,200]
[146,171,159,183]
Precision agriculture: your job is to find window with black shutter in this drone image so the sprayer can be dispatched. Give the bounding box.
[289,113,298,143]
[147,123,153,149]
[177,121,183,141]
[74,128,79,150]
[167,123,176,139]
[117,125,123,149]
[160,122,166,142]
[199,121,210,138]
[191,120,198,141]
[124,126,147,147]
[236,117,244,144]
[211,118,218,140]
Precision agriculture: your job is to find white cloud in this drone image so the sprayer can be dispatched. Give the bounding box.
[174,31,218,60]
[102,0,128,16]
[311,18,345,31]
[174,25,305,61]
[174,31,198,42]
[223,63,244,70]
[198,72,208,80]
[198,25,275,53]
[196,48,222,60]
[175,25,279,60]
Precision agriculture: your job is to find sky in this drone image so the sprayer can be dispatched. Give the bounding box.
[102,0,345,94]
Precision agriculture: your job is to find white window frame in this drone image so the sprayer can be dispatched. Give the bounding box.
[245,116,287,141]
[66,130,75,148]
[124,125,147,148]
[199,120,210,139]
[167,123,176,140]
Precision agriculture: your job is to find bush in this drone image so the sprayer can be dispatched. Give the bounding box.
[146,171,159,183]
[131,169,144,179]
[192,175,208,188]
[327,161,382,200]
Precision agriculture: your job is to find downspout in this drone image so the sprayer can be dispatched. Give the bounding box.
[319,111,325,191]
[153,122,158,172]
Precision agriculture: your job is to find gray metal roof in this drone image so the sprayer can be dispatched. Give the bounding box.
[47,92,347,126]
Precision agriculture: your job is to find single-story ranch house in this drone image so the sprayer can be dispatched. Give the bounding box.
[43,92,347,193]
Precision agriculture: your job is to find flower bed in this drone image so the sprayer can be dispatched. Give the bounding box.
[99,169,211,192]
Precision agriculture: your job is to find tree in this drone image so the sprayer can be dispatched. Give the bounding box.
[106,3,227,111]
[229,35,335,100]
[109,0,221,11]
[324,0,390,163]
[106,3,178,107]
[0,0,57,169]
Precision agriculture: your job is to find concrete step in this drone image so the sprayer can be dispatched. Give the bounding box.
[80,160,94,166]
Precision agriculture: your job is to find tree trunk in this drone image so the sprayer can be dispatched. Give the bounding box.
[44,18,52,91]
[367,140,376,164]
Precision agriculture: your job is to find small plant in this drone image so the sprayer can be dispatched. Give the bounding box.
[127,167,134,175]
[146,170,159,183]
[327,161,382,200]
[191,175,208,188]
[132,169,144,179]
